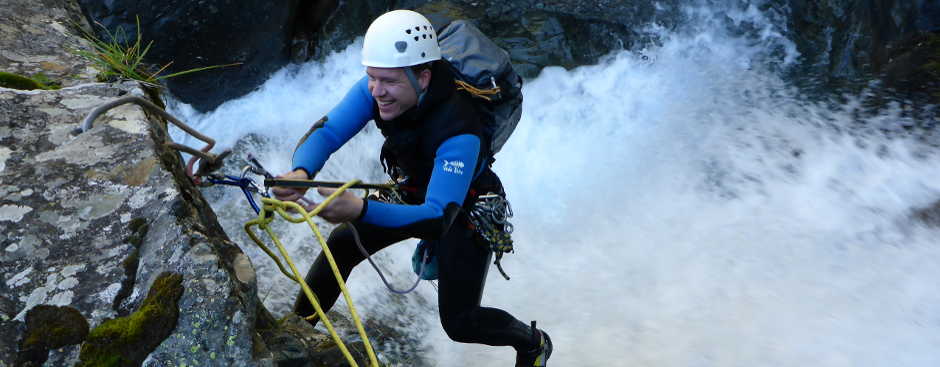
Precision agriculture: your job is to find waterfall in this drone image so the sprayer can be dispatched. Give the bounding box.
[168,1,940,365]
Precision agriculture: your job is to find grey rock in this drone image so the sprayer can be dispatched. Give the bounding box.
[0,0,97,88]
[0,0,260,365]
[0,1,375,366]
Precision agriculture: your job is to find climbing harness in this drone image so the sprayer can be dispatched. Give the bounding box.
[263,177,435,294]
[370,184,517,280]
[467,193,515,280]
[371,183,516,280]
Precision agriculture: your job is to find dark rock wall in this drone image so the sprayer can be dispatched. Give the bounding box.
[72,0,939,114]
[76,0,301,112]
[784,0,940,99]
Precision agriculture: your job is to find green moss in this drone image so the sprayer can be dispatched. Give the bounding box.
[78,272,184,367]
[31,73,61,89]
[16,305,90,365]
[128,217,147,232]
[0,71,55,90]
[125,218,150,248]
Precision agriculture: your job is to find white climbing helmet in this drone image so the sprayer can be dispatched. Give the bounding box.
[362,10,441,68]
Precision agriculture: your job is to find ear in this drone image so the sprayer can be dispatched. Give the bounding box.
[418,68,432,91]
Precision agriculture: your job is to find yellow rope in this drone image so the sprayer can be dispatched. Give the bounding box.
[455,79,500,102]
[244,180,379,367]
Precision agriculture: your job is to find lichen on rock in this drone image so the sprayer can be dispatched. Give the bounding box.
[77,272,183,367]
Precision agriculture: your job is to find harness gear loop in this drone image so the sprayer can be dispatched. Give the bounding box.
[244,180,379,367]
[374,185,516,280]
[77,96,230,185]
[455,79,501,102]
[467,193,514,280]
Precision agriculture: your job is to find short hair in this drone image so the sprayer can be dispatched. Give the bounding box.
[410,60,434,74]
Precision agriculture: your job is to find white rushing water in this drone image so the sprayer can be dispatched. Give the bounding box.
[169,2,940,366]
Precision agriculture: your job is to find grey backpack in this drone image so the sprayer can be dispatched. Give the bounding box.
[435,19,523,156]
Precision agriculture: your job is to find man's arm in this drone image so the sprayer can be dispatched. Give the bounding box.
[359,134,481,238]
[291,76,373,176]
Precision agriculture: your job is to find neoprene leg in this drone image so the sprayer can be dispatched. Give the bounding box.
[436,217,537,351]
[293,221,408,325]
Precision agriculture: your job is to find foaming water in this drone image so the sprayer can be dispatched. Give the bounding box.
[169,2,940,366]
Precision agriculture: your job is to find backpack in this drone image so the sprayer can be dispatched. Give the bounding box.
[433,19,523,156]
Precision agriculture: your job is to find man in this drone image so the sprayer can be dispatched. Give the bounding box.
[273,10,552,366]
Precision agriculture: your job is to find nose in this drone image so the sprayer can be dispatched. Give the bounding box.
[371,82,386,98]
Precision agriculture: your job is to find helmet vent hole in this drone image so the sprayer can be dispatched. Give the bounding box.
[414,36,419,41]
[415,26,420,31]
[421,52,426,58]
[395,41,408,53]
[422,34,427,39]
[406,29,412,34]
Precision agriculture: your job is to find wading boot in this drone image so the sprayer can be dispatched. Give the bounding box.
[515,321,552,366]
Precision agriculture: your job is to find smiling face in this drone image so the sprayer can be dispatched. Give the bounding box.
[366,66,430,121]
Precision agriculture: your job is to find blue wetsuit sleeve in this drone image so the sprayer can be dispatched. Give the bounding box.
[362,134,480,233]
[292,76,373,175]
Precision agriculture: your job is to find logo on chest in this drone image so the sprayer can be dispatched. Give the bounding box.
[442,160,465,175]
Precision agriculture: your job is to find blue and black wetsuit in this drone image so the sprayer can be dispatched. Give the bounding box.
[292,61,536,351]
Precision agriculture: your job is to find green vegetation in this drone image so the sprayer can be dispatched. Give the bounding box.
[73,16,239,87]
[78,272,184,367]
[0,71,60,90]
[16,305,89,365]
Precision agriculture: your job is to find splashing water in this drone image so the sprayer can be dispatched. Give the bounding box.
[169,2,940,366]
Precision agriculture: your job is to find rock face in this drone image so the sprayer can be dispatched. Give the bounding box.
[1,2,395,366]
[313,0,645,78]
[69,0,940,111]
[75,0,301,113]
[786,0,940,78]
[0,0,263,365]
[0,79,263,365]
[0,0,97,88]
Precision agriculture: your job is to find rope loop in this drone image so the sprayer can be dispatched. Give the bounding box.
[244,180,379,367]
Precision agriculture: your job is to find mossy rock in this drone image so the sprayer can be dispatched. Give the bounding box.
[16,305,90,366]
[78,272,184,367]
[0,71,59,90]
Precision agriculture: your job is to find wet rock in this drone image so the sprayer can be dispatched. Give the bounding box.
[880,31,940,100]
[785,0,940,90]
[315,0,643,78]
[75,0,302,113]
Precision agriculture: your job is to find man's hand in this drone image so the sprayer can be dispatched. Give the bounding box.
[272,169,310,202]
[306,187,364,224]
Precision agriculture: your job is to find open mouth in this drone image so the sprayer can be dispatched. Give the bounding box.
[377,100,395,112]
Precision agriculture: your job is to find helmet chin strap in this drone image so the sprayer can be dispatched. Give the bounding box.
[403,67,427,105]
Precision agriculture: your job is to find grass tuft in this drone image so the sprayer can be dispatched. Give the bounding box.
[73,16,240,87]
